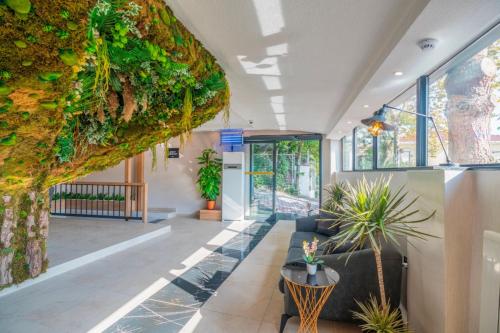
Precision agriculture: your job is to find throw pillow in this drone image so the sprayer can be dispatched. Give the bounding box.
[323,240,356,255]
[316,210,339,236]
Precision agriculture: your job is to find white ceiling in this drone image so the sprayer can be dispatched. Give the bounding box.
[166,0,500,137]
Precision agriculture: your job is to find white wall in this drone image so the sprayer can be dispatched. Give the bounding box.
[82,132,221,215]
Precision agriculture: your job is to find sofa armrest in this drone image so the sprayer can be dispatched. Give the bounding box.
[295,215,319,232]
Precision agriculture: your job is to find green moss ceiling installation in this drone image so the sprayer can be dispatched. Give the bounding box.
[0,0,229,287]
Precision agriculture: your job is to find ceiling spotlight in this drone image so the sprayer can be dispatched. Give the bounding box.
[347,121,352,124]
[394,71,403,76]
[363,104,369,108]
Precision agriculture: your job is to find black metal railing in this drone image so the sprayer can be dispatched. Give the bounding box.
[50,182,147,221]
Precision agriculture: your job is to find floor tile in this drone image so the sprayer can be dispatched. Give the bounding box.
[203,279,274,321]
[188,309,261,333]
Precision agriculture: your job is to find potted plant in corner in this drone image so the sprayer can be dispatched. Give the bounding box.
[328,176,435,333]
[196,148,222,210]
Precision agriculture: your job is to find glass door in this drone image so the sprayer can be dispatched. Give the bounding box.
[275,139,320,216]
[244,135,321,219]
[246,143,275,218]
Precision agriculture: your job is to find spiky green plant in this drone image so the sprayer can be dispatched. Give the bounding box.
[322,181,347,212]
[353,296,411,333]
[326,176,435,332]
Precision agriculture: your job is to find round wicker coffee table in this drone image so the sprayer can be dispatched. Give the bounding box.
[280,265,340,333]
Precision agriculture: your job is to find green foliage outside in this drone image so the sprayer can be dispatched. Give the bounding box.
[251,140,320,198]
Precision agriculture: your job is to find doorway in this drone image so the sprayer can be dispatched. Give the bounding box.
[244,134,322,219]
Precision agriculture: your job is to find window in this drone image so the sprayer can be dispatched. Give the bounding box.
[342,135,353,171]
[377,91,417,168]
[340,24,500,169]
[355,127,373,170]
[428,32,500,165]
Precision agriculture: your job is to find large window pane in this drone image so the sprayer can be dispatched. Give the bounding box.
[428,35,500,165]
[378,93,417,168]
[342,135,353,171]
[355,127,373,170]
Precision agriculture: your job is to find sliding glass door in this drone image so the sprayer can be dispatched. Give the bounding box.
[245,135,321,219]
[247,143,275,218]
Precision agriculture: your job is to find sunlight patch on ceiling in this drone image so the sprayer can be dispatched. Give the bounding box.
[237,55,281,75]
[271,95,284,104]
[275,114,287,130]
[267,43,288,56]
[262,76,282,90]
[252,0,285,37]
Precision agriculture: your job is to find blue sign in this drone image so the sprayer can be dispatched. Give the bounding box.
[220,128,244,152]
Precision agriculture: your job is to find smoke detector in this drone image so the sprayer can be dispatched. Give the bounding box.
[417,38,438,51]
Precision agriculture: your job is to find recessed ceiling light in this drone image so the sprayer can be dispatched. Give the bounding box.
[394,71,403,76]
[363,104,369,108]
[347,121,352,124]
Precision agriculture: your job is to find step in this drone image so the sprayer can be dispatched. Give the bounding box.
[148,208,177,222]
[0,224,171,298]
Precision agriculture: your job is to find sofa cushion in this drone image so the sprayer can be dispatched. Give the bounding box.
[316,211,339,237]
[322,240,356,255]
[289,232,330,251]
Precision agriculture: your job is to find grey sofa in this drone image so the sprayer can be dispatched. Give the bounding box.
[278,214,403,331]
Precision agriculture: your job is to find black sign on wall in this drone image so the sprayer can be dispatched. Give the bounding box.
[168,148,180,158]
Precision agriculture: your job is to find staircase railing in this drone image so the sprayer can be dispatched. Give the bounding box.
[49,182,148,223]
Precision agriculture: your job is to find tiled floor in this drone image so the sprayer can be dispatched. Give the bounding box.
[48,216,167,266]
[197,220,361,333]
[0,216,360,332]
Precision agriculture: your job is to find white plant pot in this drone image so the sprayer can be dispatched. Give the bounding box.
[306,263,317,275]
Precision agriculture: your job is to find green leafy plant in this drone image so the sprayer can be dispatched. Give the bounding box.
[52,192,125,201]
[328,176,435,332]
[196,148,222,201]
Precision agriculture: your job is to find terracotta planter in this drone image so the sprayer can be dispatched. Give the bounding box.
[207,200,216,210]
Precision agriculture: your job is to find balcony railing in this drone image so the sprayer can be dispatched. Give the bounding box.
[50,182,148,223]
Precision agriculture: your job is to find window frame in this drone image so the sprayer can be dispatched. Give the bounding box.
[340,20,500,172]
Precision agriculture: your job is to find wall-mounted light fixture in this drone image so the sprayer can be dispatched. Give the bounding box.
[361,104,457,166]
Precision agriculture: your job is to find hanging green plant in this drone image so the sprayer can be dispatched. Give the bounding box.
[0,0,229,288]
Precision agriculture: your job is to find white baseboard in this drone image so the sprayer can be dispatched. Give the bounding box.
[0,225,171,298]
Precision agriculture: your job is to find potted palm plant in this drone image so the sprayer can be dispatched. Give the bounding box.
[196,148,222,210]
[328,176,435,333]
